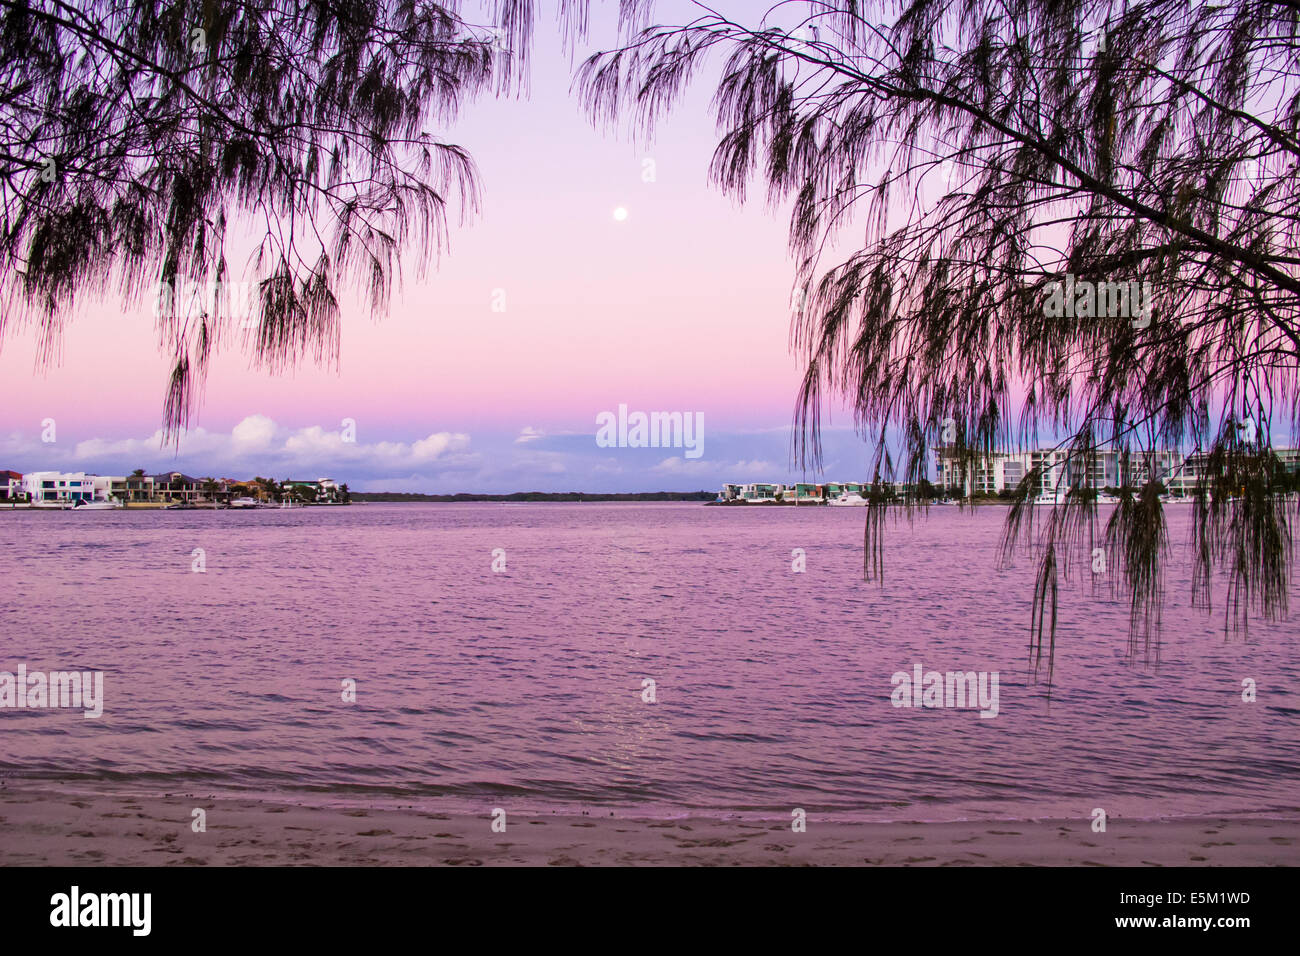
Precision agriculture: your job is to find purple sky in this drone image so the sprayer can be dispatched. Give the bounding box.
[0,3,880,491]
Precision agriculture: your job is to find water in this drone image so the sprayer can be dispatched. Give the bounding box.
[1,502,1297,821]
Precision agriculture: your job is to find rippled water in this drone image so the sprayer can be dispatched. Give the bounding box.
[1,502,1297,821]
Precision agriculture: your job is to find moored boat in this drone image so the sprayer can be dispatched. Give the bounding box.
[827,492,868,506]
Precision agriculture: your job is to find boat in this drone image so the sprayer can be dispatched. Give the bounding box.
[228,496,262,509]
[827,492,868,506]
[72,498,122,510]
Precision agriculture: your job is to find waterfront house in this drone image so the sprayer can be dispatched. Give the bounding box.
[223,479,263,502]
[783,483,823,502]
[92,475,128,502]
[280,478,344,503]
[283,479,320,502]
[0,470,22,500]
[316,478,342,502]
[741,482,782,501]
[125,471,156,502]
[150,472,204,503]
[20,471,123,504]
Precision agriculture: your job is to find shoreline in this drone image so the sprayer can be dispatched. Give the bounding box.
[1,788,1295,866]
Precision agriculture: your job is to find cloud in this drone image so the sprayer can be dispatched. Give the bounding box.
[0,418,873,493]
[5,415,474,480]
[232,413,276,450]
[652,457,779,476]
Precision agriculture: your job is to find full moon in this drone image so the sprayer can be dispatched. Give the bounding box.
[612,206,628,222]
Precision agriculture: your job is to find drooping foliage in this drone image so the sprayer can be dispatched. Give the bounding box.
[578,0,1300,677]
[0,0,559,432]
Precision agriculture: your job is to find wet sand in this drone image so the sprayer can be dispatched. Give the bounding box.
[0,789,1295,866]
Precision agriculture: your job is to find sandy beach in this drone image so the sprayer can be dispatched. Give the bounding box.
[0,788,1295,866]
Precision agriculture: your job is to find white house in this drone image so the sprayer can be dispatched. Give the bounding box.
[316,478,342,502]
[21,471,124,504]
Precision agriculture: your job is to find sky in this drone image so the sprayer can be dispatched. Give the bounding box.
[0,2,878,492]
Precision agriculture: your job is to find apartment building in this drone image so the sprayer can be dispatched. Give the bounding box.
[936,445,1297,497]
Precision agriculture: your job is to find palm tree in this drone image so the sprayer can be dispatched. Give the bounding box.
[253,476,275,503]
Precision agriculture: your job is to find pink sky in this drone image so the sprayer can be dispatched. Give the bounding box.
[0,5,881,491]
[2,33,805,431]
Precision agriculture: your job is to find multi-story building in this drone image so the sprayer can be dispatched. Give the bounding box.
[0,470,22,500]
[740,482,782,501]
[124,472,156,502]
[721,481,866,502]
[20,471,123,504]
[317,478,342,502]
[1166,447,1300,496]
[729,447,1300,504]
[149,472,206,503]
[282,478,344,503]
[782,483,823,501]
[936,446,1188,498]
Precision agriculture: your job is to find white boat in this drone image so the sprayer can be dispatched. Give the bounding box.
[72,499,122,510]
[1033,492,1062,505]
[229,496,262,509]
[827,492,868,506]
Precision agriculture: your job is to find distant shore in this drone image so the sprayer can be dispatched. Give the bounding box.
[0,788,1295,866]
[350,491,717,502]
[0,501,349,510]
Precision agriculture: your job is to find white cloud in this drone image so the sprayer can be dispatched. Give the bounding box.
[5,415,474,478]
[231,413,276,450]
[412,432,469,461]
[652,457,779,476]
